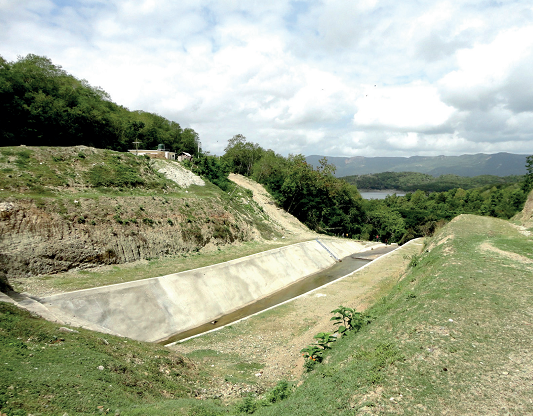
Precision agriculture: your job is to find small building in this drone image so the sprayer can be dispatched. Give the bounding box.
[128,144,175,160]
[177,152,193,162]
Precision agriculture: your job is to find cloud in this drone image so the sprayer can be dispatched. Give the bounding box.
[1,0,533,157]
[353,82,455,131]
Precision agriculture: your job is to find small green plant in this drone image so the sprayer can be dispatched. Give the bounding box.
[403,253,420,268]
[167,218,174,226]
[330,306,365,336]
[301,332,336,371]
[265,381,291,404]
[300,345,325,363]
[235,396,259,414]
[314,332,336,349]
[142,217,154,226]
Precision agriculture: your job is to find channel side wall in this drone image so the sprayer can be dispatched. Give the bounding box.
[39,238,380,343]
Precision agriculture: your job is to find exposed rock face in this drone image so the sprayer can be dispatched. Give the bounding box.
[0,196,265,279]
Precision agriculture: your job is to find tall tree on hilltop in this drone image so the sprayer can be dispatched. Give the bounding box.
[522,155,533,194]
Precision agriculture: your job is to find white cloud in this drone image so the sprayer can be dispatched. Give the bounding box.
[1,0,533,157]
[353,83,455,131]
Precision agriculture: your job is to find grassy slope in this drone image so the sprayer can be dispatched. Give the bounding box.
[254,214,533,415]
[3,145,532,414]
[0,302,200,416]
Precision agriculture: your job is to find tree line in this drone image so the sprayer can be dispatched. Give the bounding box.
[0,54,200,155]
[219,135,532,244]
[342,171,522,192]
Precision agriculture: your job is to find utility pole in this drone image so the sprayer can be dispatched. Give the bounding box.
[133,141,141,156]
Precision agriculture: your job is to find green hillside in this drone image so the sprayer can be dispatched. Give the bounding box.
[342,171,522,192]
[253,214,533,415]
[0,145,286,285]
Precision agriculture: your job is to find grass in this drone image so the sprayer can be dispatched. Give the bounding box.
[0,303,201,416]
[248,214,533,415]
[2,145,291,288]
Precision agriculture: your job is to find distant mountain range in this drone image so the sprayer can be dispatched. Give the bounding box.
[305,152,530,178]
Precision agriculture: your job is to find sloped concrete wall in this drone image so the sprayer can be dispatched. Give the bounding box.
[40,238,378,343]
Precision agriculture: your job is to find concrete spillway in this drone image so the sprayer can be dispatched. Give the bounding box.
[37,239,385,343]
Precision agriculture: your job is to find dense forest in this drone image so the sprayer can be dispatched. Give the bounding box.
[342,171,522,192]
[2,54,532,245]
[0,54,200,155]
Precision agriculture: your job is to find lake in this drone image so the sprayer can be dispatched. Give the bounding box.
[359,190,406,199]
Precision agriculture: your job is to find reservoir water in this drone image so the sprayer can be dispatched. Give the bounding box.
[359,190,406,199]
[165,245,396,344]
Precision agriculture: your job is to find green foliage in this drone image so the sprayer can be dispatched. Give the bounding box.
[360,183,527,243]
[0,303,194,415]
[330,306,365,336]
[87,159,144,188]
[313,332,337,349]
[265,381,291,404]
[223,140,367,237]
[223,134,264,176]
[192,154,232,191]
[0,54,199,154]
[522,155,533,194]
[300,332,336,370]
[300,345,325,364]
[343,171,522,192]
[233,381,292,414]
[235,396,260,414]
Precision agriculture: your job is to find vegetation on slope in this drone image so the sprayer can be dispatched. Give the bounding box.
[0,146,283,283]
[342,171,522,192]
[0,302,197,415]
[221,135,530,244]
[249,214,533,415]
[3,206,532,415]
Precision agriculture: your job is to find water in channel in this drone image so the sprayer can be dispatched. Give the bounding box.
[164,245,395,345]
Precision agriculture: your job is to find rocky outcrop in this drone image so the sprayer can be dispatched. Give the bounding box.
[0,195,269,279]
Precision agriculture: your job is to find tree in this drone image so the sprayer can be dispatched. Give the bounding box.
[522,155,533,194]
[180,128,200,155]
[223,134,264,176]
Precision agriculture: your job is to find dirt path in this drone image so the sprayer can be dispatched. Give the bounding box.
[171,239,424,399]
[229,173,318,240]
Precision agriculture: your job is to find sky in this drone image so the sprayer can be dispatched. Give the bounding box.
[1,0,533,157]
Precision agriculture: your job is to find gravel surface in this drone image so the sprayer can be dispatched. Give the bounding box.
[154,160,205,188]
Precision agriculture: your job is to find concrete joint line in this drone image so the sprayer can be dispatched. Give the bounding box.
[315,238,340,262]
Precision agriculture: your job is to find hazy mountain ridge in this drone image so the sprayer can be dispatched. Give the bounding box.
[306,152,529,177]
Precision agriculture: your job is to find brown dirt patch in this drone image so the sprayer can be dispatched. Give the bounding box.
[229,173,318,239]
[479,242,533,264]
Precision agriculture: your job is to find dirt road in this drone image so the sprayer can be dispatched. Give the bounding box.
[229,173,318,240]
